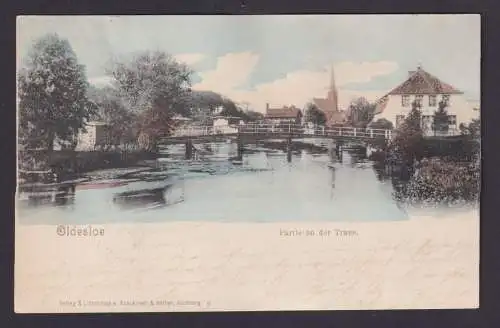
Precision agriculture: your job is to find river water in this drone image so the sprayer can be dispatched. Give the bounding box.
[16,139,479,225]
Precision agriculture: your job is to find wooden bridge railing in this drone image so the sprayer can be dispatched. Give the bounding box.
[171,123,393,140]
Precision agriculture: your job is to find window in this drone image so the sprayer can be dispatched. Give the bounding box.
[429,95,437,107]
[448,115,457,126]
[396,115,405,128]
[442,94,450,105]
[421,115,433,130]
[401,95,410,107]
[415,95,424,106]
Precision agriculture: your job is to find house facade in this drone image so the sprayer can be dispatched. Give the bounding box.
[212,115,241,134]
[312,65,347,126]
[265,105,303,125]
[75,121,111,150]
[372,66,479,136]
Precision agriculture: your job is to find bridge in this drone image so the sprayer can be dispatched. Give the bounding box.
[161,123,392,162]
[163,123,392,143]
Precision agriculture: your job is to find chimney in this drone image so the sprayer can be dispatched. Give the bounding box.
[265,103,269,112]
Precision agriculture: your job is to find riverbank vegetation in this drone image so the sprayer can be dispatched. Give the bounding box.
[370,100,480,203]
[17,33,259,175]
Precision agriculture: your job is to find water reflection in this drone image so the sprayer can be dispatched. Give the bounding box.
[16,140,477,224]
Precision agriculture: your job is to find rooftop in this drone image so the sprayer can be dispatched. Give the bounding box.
[373,66,464,115]
[388,67,463,95]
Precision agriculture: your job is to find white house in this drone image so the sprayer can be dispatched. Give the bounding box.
[75,121,110,150]
[212,116,241,134]
[372,66,479,136]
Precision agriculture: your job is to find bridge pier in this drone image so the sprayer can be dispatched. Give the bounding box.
[237,136,244,161]
[335,141,343,161]
[286,137,292,163]
[185,139,193,160]
[327,140,335,161]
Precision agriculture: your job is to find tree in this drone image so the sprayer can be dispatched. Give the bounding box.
[189,90,225,122]
[87,86,137,147]
[432,100,450,135]
[347,97,376,128]
[459,117,480,162]
[219,97,244,118]
[459,118,480,139]
[106,50,192,151]
[244,110,264,122]
[304,103,327,125]
[188,90,254,122]
[18,33,94,151]
[369,118,394,130]
[392,100,424,163]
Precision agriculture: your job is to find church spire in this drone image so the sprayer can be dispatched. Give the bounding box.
[327,64,338,112]
[330,64,336,91]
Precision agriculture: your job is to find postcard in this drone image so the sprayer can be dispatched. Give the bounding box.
[15,15,480,312]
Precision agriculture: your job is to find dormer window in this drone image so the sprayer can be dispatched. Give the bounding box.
[429,95,437,107]
[401,95,410,107]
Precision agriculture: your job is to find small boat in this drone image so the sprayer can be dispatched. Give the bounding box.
[231,160,244,165]
[112,182,176,207]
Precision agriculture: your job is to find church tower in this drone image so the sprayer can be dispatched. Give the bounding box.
[326,65,338,112]
[312,64,346,126]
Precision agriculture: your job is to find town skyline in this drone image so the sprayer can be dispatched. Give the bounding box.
[17,15,480,112]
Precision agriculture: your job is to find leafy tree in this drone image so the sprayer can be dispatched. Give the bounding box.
[347,97,376,128]
[432,100,450,135]
[304,103,327,125]
[369,118,394,130]
[106,50,192,151]
[188,90,252,122]
[459,117,481,163]
[459,118,480,139]
[87,86,137,147]
[392,100,424,163]
[219,97,244,118]
[18,33,94,151]
[189,90,225,122]
[244,110,264,122]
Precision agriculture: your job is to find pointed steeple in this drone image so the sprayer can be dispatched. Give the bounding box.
[326,64,338,111]
[329,64,336,91]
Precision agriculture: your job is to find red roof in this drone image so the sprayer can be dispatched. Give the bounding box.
[373,67,463,115]
[312,98,333,111]
[265,106,302,119]
[388,67,463,95]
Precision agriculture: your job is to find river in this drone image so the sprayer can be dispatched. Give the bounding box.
[16,139,479,225]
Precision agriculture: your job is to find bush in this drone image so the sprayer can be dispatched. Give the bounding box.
[403,158,479,203]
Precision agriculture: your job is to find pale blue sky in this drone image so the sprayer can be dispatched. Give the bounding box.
[17,15,480,109]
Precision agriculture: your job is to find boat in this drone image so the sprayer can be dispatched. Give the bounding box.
[112,181,177,207]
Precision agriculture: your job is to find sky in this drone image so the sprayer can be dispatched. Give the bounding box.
[17,15,480,112]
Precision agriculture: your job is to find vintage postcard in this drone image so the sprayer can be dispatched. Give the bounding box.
[15,15,480,312]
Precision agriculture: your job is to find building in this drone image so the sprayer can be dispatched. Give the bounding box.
[312,65,347,126]
[372,66,479,136]
[75,121,111,150]
[212,115,241,134]
[264,105,303,125]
